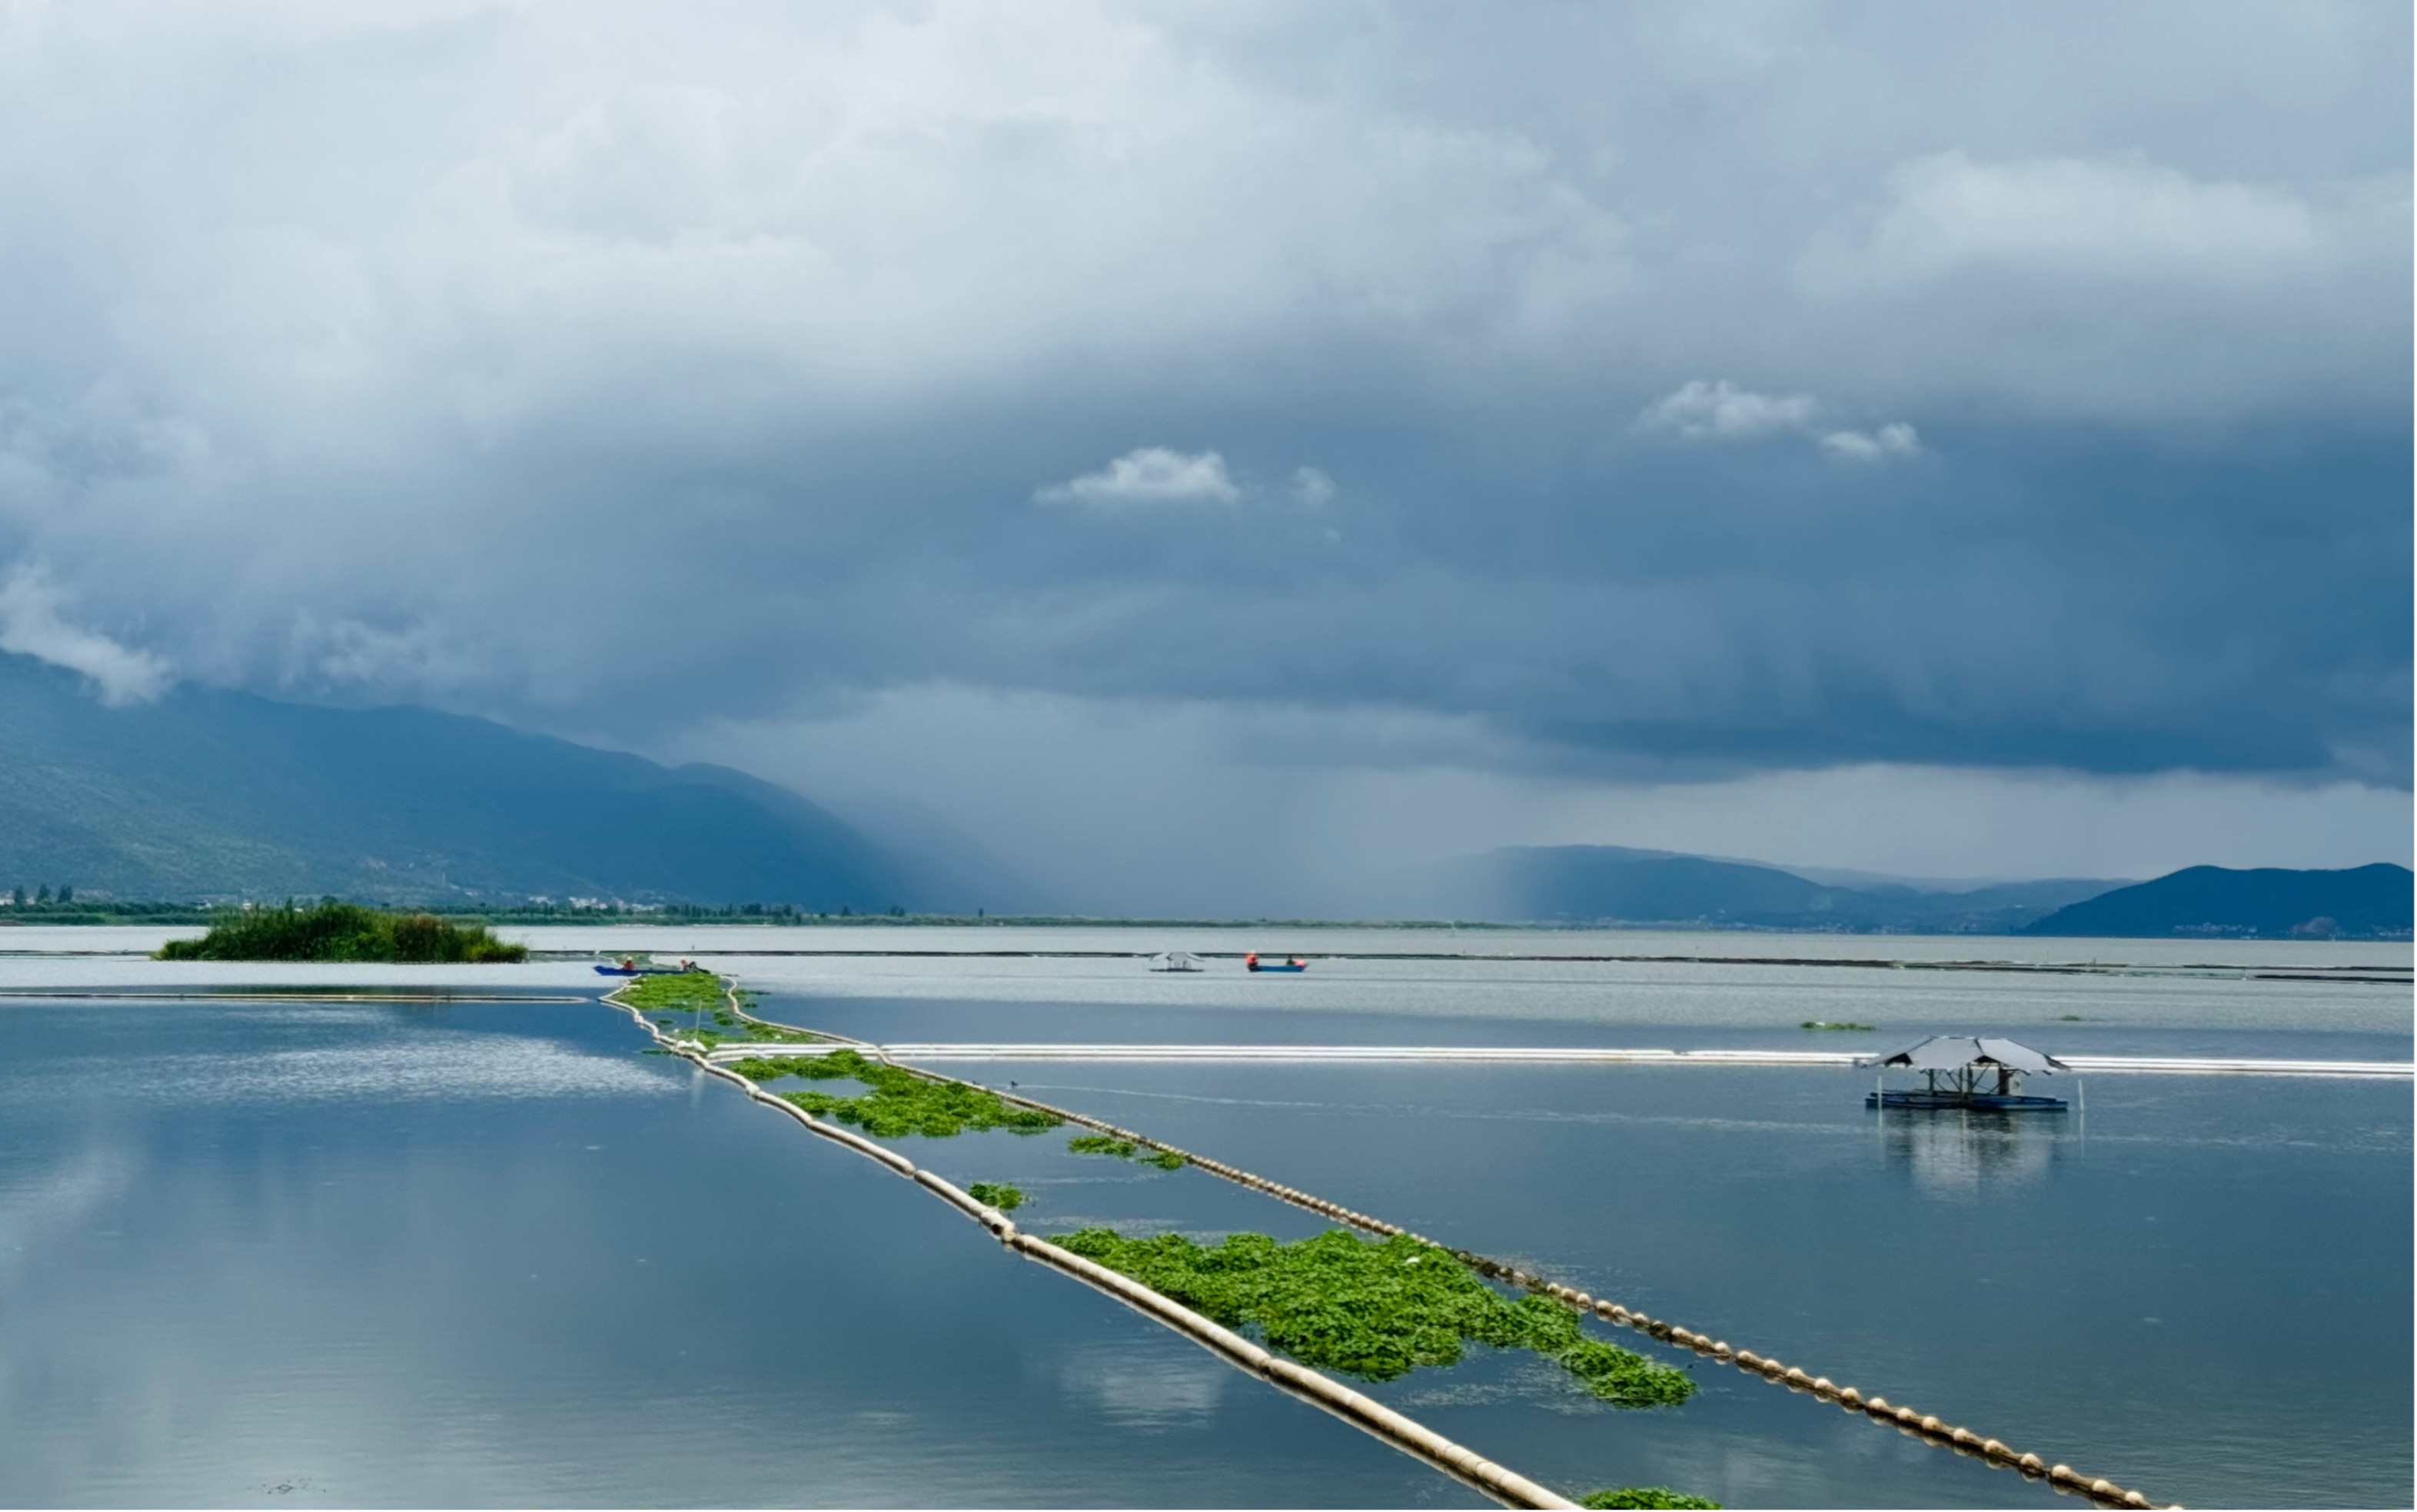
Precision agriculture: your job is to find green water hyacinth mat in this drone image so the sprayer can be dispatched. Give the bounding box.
[1068,1133,1187,1168]
[726,1049,1064,1138]
[621,976,823,1045]
[1581,1489,1720,1509]
[1050,1228,1695,1407]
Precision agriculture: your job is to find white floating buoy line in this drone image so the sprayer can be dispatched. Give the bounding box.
[610,978,1574,1509]
[626,979,2182,1510]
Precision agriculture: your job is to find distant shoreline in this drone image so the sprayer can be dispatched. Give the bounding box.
[2,909,2409,943]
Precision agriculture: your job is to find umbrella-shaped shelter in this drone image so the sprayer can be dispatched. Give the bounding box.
[1859,1035,2070,1112]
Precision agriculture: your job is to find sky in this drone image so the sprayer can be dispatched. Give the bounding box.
[0,1,2408,913]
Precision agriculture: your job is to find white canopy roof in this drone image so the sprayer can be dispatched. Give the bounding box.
[1862,1035,2067,1073]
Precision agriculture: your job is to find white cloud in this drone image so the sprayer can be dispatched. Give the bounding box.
[0,566,174,706]
[1289,467,1337,507]
[1820,422,1922,461]
[1034,447,1242,509]
[1837,151,2326,286]
[0,2,2391,796]
[1641,380,1920,462]
[1635,379,1817,440]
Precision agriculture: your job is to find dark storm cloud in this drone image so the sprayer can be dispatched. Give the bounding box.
[0,1,2405,789]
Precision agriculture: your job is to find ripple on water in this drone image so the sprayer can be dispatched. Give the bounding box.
[59,1035,680,1107]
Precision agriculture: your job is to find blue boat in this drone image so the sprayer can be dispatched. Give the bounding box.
[593,963,693,977]
[1245,953,1308,973]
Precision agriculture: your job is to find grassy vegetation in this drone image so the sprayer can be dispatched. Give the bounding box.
[726,1048,1063,1138]
[155,901,526,962]
[618,972,820,1045]
[1068,1133,1185,1168]
[967,1182,1025,1211]
[1799,1020,1876,1031]
[1581,1489,1720,1509]
[619,972,725,1013]
[1051,1228,1695,1407]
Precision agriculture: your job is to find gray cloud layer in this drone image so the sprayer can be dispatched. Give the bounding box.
[0,1,2405,809]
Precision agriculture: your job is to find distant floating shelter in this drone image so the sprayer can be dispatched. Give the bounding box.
[1860,1035,2070,1112]
[1148,950,1204,973]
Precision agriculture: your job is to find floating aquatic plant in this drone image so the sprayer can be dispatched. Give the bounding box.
[727,1049,1062,1139]
[621,975,819,1042]
[1051,1228,1694,1407]
[1067,1133,1186,1168]
[620,973,726,1015]
[1581,1488,1720,1509]
[1800,1021,1876,1031]
[967,1182,1025,1211]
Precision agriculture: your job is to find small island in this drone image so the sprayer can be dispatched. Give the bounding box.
[155,900,527,963]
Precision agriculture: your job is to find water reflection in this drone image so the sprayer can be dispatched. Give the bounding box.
[1877,1107,2066,1201]
[1052,1343,1230,1431]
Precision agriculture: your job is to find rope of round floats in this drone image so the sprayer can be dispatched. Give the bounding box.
[606,977,1575,1511]
[700,981,2176,1512]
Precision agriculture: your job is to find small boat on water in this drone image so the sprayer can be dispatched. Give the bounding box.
[1245,952,1308,973]
[1148,951,1204,973]
[1861,1035,2068,1112]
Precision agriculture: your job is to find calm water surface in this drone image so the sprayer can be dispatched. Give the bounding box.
[0,935,2405,1507]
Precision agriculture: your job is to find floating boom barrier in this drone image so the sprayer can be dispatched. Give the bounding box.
[700,1041,2411,1078]
[608,981,1576,1509]
[644,982,2186,1509]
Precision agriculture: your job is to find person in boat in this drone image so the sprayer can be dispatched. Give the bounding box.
[617,956,639,973]
[678,958,697,972]
[1245,952,1259,969]
[1289,956,1305,969]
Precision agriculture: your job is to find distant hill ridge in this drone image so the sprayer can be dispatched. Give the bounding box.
[1439,845,2119,933]
[0,650,930,909]
[1443,845,2411,939]
[2020,864,2412,940]
[1,650,2401,934]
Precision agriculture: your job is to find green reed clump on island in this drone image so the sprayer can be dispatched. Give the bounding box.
[1050,1228,1694,1407]
[155,901,526,963]
[726,1049,1063,1138]
[967,1182,1025,1211]
[1581,1488,1720,1509]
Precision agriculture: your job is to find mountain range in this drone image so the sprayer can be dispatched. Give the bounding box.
[2021,864,2412,940]
[0,651,932,909]
[1434,846,2123,934]
[1,650,2403,938]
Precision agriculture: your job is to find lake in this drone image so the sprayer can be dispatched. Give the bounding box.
[0,929,2405,1507]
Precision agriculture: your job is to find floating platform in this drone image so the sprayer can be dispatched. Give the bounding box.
[1866,1089,2066,1112]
